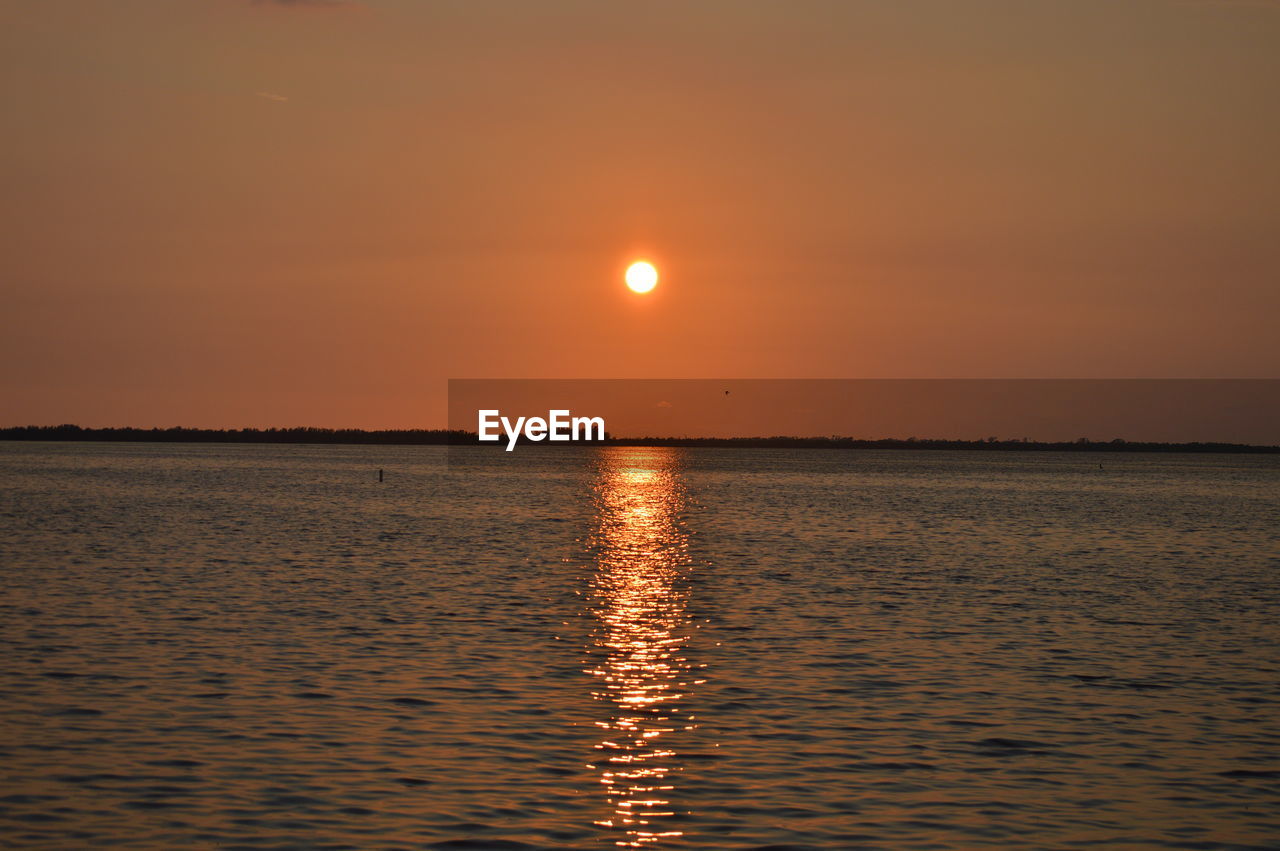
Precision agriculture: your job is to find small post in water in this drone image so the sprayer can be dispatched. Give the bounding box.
[378,468,384,482]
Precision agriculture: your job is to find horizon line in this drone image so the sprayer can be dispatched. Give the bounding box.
[2,425,1276,453]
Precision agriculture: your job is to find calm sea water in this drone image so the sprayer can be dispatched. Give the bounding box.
[1,442,1277,849]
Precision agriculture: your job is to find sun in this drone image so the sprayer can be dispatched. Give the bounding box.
[625,260,658,294]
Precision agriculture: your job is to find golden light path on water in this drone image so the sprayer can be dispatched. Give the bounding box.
[585,448,702,848]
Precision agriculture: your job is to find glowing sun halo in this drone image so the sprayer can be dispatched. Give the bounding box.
[625,261,658,294]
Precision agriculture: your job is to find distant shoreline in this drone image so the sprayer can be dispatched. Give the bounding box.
[2,425,1276,454]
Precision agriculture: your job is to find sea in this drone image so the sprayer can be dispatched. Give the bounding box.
[0,442,1277,849]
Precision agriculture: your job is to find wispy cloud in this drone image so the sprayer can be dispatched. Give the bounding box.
[250,0,357,8]
[255,91,289,102]
[1177,0,1280,7]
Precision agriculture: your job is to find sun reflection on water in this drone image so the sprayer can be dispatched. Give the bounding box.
[585,447,699,848]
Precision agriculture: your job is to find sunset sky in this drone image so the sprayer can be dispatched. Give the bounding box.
[2,0,1278,429]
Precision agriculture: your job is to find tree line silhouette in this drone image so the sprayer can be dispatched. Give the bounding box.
[0,424,469,445]
[1,424,1275,453]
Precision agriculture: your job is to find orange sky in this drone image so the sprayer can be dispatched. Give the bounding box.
[2,0,1278,429]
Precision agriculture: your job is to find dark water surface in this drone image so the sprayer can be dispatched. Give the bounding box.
[1,443,1277,849]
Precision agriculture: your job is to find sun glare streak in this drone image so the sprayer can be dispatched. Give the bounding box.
[584,447,698,847]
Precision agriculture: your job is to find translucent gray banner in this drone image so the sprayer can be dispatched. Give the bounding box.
[448,379,1279,447]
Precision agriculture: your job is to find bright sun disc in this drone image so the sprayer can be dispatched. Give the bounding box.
[625,261,658,293]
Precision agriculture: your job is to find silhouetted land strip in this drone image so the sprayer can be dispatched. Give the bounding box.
[0,425,472,446]
[2,425,1276,453]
